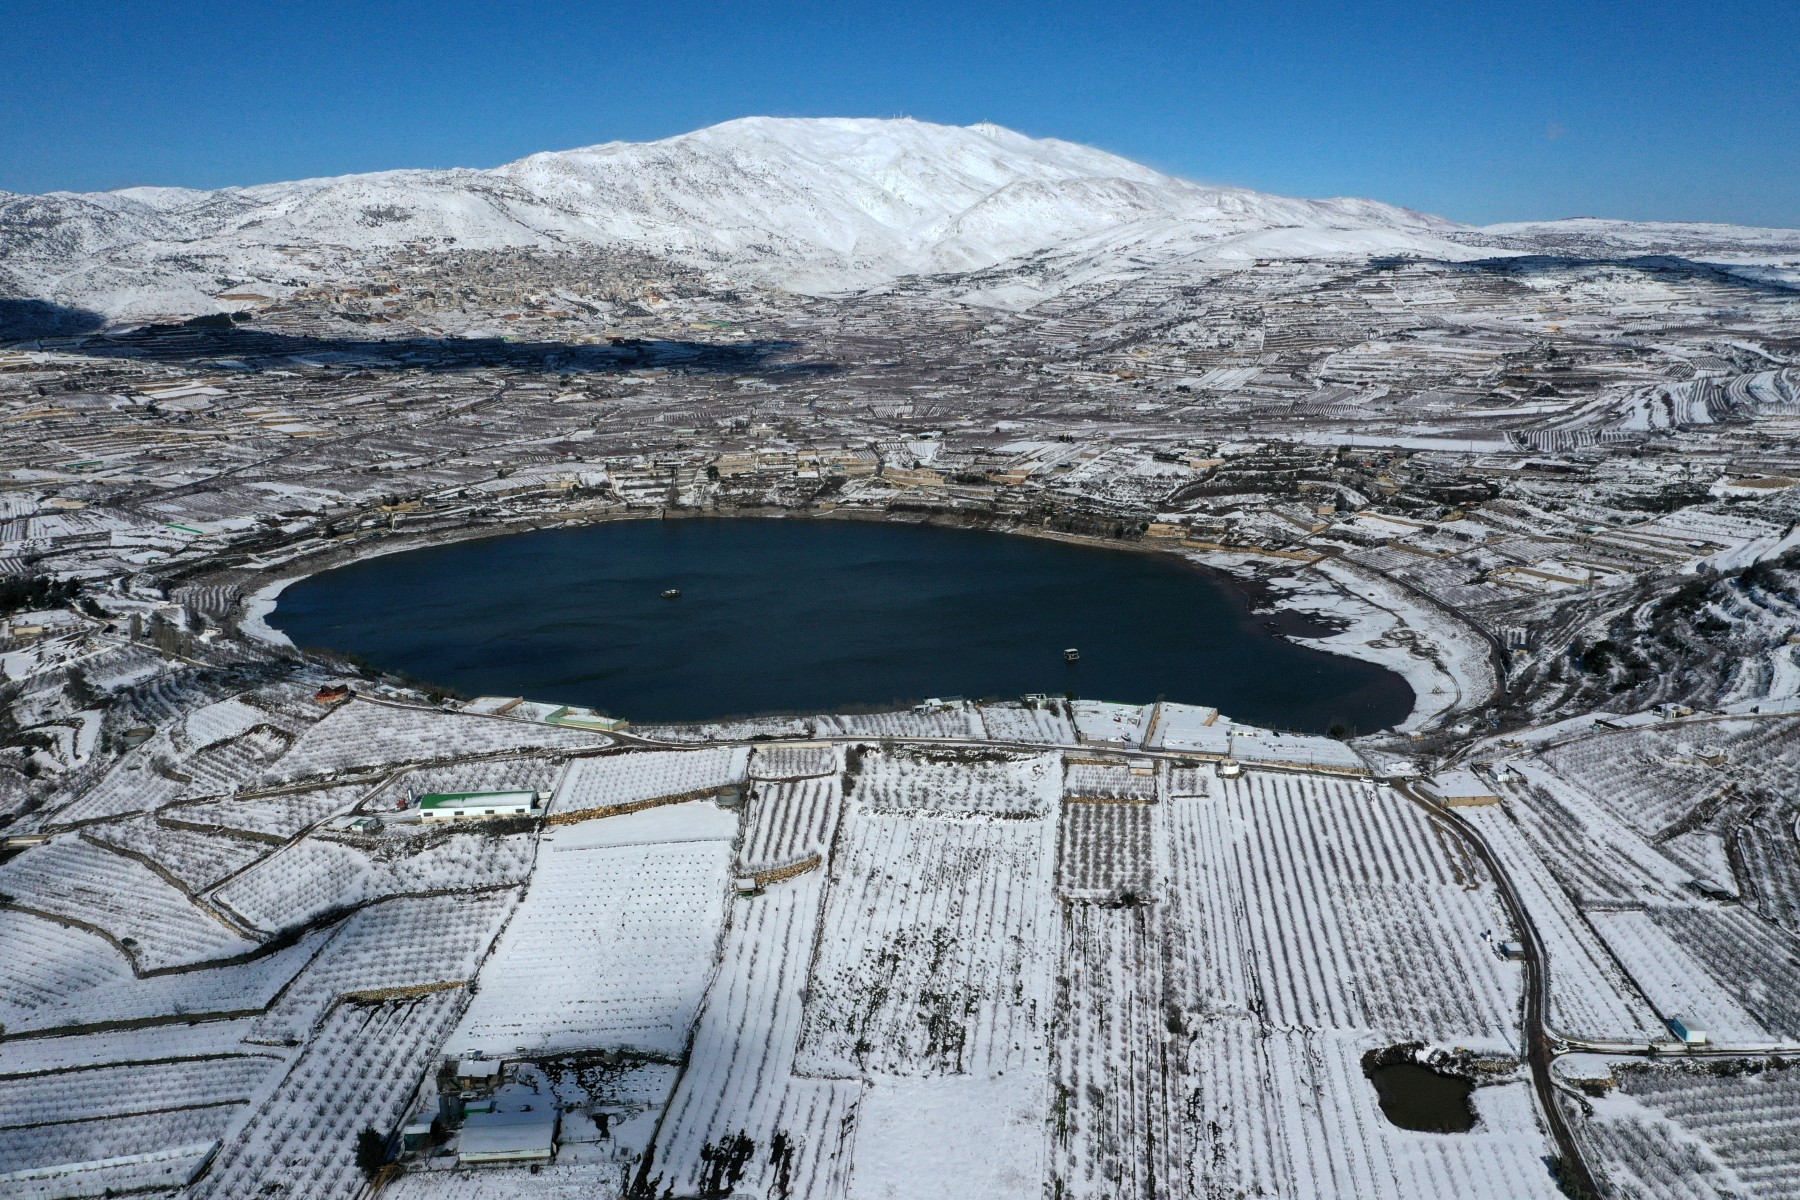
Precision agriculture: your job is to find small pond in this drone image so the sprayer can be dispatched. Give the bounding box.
[1367,1062,1476,1133]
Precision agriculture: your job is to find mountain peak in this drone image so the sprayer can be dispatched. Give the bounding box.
[3,115,1483,319]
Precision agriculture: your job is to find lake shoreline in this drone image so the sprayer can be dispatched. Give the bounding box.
[220,502,1493,735]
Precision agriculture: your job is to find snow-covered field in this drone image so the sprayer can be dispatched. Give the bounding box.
[1563,1055,1800,1199]
[0,835,257,969]
[448,802,735,1059]
[548,746,747,817]
[1,726,1550,1198]
[266,700,608,783]
[797,806,1059,1078]
[647,873,860,1199]
[213,826,535,934]
[848,743,1061,816]
[12,692,1800,1197]
[193,990,467,1200]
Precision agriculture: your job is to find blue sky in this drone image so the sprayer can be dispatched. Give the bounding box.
[2,0,1795,226]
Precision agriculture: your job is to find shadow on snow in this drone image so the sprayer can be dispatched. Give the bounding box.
[0,298,108,340]
[0,305,837,377]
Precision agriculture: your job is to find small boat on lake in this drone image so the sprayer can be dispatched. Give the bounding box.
[661,588,682,600]
[1064,647,1080,662]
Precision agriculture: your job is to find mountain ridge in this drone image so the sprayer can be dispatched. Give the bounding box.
[2,116,1793,321]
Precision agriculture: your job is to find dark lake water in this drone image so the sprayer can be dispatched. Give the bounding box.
[269,517,1413,731]
[1367,1062,1476,1133]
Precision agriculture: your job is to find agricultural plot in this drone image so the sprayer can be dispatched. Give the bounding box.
[649,874,860,1200]
[0,836,255,970]
[0,1105,245,1200]
[638,714,818,743]
[1165,764,1212,797]
[1588,908,1772,1043]
[43,741,187,827]
[1182,1026,1560,1199]
[249,892,516,1045]
[181,697,272,750]
[1063,758,1157,801]
[1572,1059,1800,1200]
[796,809,1057,1077]
[192,991,466,1200]
[1736,803,1800,932]
[1144,700,1225,753]
[384,755,564,806]
[976,700,1079,745]
[1494,764,1695,907]
[175,726,297,797]
[1542,725,1741,836]
[1458,803,1666,1041]
[383,1162,630,1199]
[1184,1016,1288,1195]
[451,804,734,1058]
[1057,799,1156,901]
[85,813,270,891]
[213,827,535,935]
[0,1017,265,1077]
[1070,700,1150,745]
[741,774,841,875]
[1727,719,1800,797]
[848,745,1060,817]
[1565,1100,1747,1200]
[0,908,328,1035]
[1645,906,1800,1040]
[80,643,170,694]
[749,743,838,780]
[1052,903,1185,1200]
[0,1054,279,1130]
[0,911,135,1030]
[171,782,370,841]
[1226,729,1367,773]
[263,700,607,783]
[550,746,748,817]
[814,706,985,739]
[1167,773,1520,1042]
[848,1072,1045,1200]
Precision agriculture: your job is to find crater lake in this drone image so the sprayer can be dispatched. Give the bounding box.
[268,517,1414,733]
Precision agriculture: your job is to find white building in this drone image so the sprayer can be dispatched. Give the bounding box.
[418,790,541,823]
[458,1110,557,1165]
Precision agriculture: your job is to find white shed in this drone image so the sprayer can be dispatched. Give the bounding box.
[1425,768,1502,807]
[459,1109,557,1164]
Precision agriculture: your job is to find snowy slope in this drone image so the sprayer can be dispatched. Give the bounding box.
[5,116,1792,321]
[0,117,1471,318]
[1477,217,1800,254]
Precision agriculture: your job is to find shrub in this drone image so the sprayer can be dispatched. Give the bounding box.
[355,1126,388,1174]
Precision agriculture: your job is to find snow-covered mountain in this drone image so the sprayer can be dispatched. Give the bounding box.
[2,116,1792,321]
[0,118,1472,318]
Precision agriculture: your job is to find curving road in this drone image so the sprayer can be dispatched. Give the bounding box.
[1392,780,1602,1199]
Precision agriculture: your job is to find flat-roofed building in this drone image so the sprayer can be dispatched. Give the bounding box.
[418,790,541,824]
[452,1058,502,1091]
[458,1109,557,1165]
[1424,768,1502,807]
